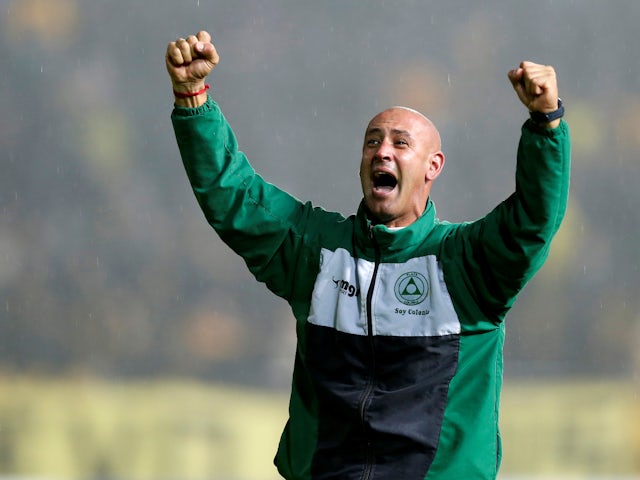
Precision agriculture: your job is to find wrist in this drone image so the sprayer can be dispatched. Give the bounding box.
[535,118,561,129]
[172,83,210,108]
[529,99,564,129]
[174,93,208,108]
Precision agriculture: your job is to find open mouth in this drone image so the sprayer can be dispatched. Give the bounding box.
[372,171,398,193]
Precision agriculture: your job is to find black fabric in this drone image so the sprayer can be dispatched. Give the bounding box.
[305,323,460,480]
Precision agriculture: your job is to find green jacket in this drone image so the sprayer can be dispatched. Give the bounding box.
[172,97,571,480]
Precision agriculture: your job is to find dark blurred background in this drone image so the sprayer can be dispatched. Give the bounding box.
[2,0,638,385]
[0,0,639,477]
[0,0,640,386]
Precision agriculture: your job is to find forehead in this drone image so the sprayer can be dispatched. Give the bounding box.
[366,108,429,135]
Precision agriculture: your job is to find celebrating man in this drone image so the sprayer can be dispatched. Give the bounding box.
[166,30,570,480]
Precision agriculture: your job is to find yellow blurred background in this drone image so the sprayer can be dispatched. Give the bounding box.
[0,376,637,479]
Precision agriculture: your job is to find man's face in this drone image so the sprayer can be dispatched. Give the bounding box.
[359,108,444,228]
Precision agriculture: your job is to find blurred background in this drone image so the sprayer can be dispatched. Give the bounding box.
[0,0,639,478]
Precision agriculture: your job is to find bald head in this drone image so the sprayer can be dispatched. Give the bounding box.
[367,106,442,152]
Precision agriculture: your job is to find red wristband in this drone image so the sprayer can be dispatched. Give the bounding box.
[173,84,210,98]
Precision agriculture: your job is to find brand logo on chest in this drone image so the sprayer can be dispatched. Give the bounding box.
[332,276,360,298]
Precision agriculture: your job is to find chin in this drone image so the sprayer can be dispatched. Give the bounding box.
[365,205,393,225]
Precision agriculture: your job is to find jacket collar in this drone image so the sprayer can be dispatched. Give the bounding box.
[354,199,438,261]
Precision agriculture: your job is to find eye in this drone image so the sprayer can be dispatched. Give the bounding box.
[366,138,380,146]
[395,139,409,146]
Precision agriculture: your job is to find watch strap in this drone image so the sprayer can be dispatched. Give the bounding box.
[529,99,564,124]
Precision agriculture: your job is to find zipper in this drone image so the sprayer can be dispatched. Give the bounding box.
[359,226,381,480]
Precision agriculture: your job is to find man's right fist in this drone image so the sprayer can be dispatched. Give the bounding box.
[166,30,219,101]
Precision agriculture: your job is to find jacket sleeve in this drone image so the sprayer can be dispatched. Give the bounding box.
[171,97,330,302]
[443,119,571,324]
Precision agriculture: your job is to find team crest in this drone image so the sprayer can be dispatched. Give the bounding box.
[394,272,429,306]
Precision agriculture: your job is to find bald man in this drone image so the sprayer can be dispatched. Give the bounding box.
[167,31,570,480]
[359,107,445,228]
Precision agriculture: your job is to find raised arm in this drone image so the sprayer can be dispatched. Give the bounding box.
[442,61,570,325]
[167,31,346,304]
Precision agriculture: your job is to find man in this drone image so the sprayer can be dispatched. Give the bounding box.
[166,30,570,480]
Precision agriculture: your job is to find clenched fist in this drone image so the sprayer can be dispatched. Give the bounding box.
[166,30,219,107]
[508,61,561,128]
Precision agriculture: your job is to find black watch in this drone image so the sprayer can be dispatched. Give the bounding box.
[529,99,564,124]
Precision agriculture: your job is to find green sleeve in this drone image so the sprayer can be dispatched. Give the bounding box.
[443,119,571,324]
[171,97,332,302]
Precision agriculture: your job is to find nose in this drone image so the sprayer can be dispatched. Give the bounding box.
[374,139,393,160]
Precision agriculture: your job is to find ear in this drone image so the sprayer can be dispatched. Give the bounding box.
[425,151,445,182]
